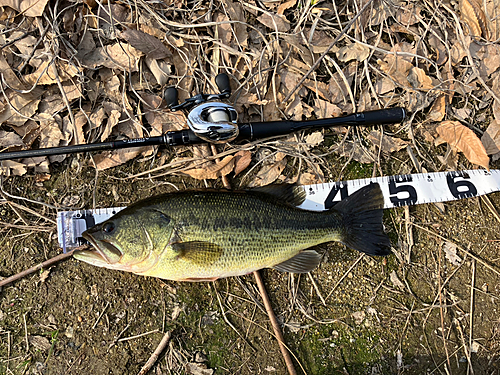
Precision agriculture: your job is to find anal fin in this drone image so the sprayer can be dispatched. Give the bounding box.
[272,250,321,273]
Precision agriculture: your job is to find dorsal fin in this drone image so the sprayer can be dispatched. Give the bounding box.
[250,184,306,206]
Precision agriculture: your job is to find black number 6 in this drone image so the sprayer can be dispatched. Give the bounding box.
[446,172,477,199]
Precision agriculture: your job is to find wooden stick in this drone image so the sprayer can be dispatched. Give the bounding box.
[137,331,172,375]
[0,248,79,288]
[253,270,297,375]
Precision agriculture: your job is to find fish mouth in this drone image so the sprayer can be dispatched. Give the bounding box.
[77,232,123,265]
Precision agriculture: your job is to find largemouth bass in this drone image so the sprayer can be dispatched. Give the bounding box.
[75,183,390,281]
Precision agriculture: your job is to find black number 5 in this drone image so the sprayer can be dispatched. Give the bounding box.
[389,175,417,206]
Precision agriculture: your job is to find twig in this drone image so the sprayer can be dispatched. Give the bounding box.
[438,238,451,370]
[326,254,364,301]
[118,329,159,343]
[307,273,326,306]
[468,260,476,375]
[137,331,172,375]
[253,270,297,375]
[0,248,82,288]
[92,302,110,330]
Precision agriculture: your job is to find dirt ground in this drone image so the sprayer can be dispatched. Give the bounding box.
[0,150,499,375]
[1,0,500,374]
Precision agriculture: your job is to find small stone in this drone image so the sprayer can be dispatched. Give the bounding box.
[352,311,366,325]
[194,351,208,363]
[65,326,74,339]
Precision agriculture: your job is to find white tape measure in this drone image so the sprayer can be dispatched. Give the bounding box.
[57,169,500,251]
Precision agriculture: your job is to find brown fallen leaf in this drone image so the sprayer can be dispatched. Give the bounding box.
[94,147,151,171]
[247,152,287,187]
[0,160,27,176]
[436,120,490,170]
[368,131,409,153]
[81,43,143,71]
[182,155,235,180]
[481,119,500,154]
[0,0,50,17]
[304,131,324,149]
[233,150,252,177]
[119,28,172,60]
[39,268,50,283]
[407,67,434,90]
[257,13,290,32]
[460,0,489,39]
[428,95,447,122]
[0,130,24,150]
[23,60,80,86]
[336,43,370,63]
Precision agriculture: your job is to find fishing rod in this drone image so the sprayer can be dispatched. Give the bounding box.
[0,73,406,161]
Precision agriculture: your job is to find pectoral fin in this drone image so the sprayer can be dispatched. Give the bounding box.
[272,250,321,273]
[171,241,224,265]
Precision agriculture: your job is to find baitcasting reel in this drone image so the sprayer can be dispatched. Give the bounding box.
[163,73,239,143]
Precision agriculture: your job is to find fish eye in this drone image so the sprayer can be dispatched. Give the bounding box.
[102,222,115,233]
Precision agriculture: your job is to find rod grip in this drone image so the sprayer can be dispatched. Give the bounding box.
[358,107,406,125]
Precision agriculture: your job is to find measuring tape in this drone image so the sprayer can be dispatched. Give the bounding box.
[57,169,500,251]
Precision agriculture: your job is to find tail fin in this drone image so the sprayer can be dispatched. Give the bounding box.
[333,183,391,256]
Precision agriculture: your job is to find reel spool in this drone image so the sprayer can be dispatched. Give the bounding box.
[164,73,239,143]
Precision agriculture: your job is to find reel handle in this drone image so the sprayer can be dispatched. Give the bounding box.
[215,73,231,96]
[163,87,179,108]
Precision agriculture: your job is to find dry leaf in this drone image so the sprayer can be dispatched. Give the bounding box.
[23,60,80,86]
[0,130,24,149]
[481,119,500,154]
[247,152,287,187]
[28,335,51,352]
[145,57,172,86]
[186,362,214,375]
[304,131,324,148]
[313,99,342,119]
[336,43,370,63]
[0,160,27,176]
[81,43,143,71]
[233,150,252,177]
[257,13,290,32]
[443,242,462,266]
[428,95,447,122]
[119,28,172,60]
[436,120,490,169]
[182,155,235,180]
[368,131,409,153]
[374,77,396,95]
[94,147,150,170]
[0,0,50,17]
[407,67,434,90]
[277,0,297,15]
[0,90,42,127]
[39,268,50,283]
[460,0,489,39]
